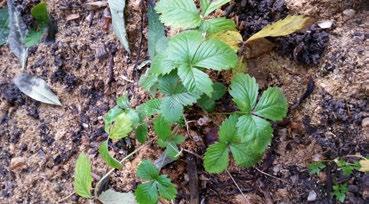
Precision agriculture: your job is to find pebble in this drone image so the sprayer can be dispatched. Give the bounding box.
[317,20,334,29]
[307,190,317,201]
[343,9,356,17]
[9,157,27,171]
[362,118,369,128]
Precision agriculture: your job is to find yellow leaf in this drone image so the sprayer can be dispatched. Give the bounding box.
[246,15,313,43]
[210,30,243,52]
[359,159,369,172]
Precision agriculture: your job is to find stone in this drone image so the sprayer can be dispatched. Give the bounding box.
[9,157,27,171]
[307,190,317,201]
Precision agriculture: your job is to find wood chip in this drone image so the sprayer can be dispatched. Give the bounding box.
[86,1,108,10]
[66,14,80,21]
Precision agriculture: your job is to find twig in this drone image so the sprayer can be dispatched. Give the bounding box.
[255,167,288,183]
[94,139,154,197]
[57,192,74,203]
[181,148,203,160]
[133,0,145,79]
[226,170,248,202]
[187,155,200,204]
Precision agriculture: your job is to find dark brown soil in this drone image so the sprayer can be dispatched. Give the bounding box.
[0,0,368,203]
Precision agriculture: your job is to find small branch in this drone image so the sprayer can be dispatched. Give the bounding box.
[255,167,288,184]
[226,170,248,202]
[57,192,74,203]
[187,155,200,204]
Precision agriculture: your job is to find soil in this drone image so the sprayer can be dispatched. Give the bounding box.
[0,0,368,204]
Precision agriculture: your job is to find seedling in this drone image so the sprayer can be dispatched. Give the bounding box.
[308,161,326,175]
[333,183,348,203]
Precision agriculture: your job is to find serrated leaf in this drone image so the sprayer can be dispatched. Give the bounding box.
[98,141,123,169]
[333,183,348,203]
[158,73,185,95]
[172,135,185,144]
[74,153,93,198]
[31,2,49,26]
[203,0,231,16]
[159,97,183,123]
[308,161,326,175]
[137,160,160,180]
[200,17,236,34]
[7,0,28,69]
[247,15,312,43]
[229,143,253,166]
[200,0,210,14]
[104,106,124,131]
[136,124,148,143]
[136,99,161,116]
[254,87,288,122]
[153,116,171,142]
[108,0,130,53]
[156,175,177,200]
[209,30,243,52]
[135,182,158,204]
[155,0,201,29]
[139,69,158,93]
[197,82,226,112]
[218,115,238,143]
[0,8,9,46]
[107,112,133,140]
[127,109,140,128]
[164,142,180,159]
[13,73,62,105]
[167,31,204,63]
[148,3,166,59]
[204,142,229,173]
[151,54,175,75]
[99,189,136,204]
[177,64,213,96]
[24,29,43,47]
[229,73,258,113]
[236,115,272,144]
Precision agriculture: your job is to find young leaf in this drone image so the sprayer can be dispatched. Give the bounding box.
[200,17,236,34]
[148,2,166,59]
[24,29,44,47]
[159,97,184,123]
[229,73,258,113]
[139,69,158,93]
[236,115,271,142]
[333,183,348,203]
[74,153,93,198]
[247,15,312,43]
[203,0,231,16]
[136,124,148,143]
[108,0,130,53]
[116,95,130,109]
[7,0,28,69]
[99,189,136,204]
[156,175,177,200]
[107,112,133,140]
[0,8,9,46]
[203,142,229,173]
[177,64,214,96]
[197,82,226,112]
[137,160,160,180]
[98,141,123,169]
[13,73,62,105]
[218,115,238,143]
[135,182,158,204]
[136,99,161,117]
[164,142,181,159]
[155,0,201,29]
[336,159,360,176]
[31,2,49,26]
[254,87,288,122]
[229,143,253,166]
[153,116,171,142]
[308,161,326,175]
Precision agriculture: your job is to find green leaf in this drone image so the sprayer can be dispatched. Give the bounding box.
[203,0,231,16]
[254,87,288,122]
[158,73,185,95]
[200,0,210,14]
[108,112,133,140]
[135,182,158,204]
[104,106,124,131]
[127,109,140,128]
[177,64,213,96]
[139,69,159,93]
[247,15,312,43]
[333,183,348,203]
[229,73,259,113]
[0,8,9,46]
[172,135,185,144]
[31,2,49,26]
[24,29,43,47]
[137,160,160,180]
[98,141,123,169]
[160,97,184,123]
[200,17,236,34]
[218,115,238,143]
[116,95,130,109]
[167,31,204,63]
[164,142,181,159]
[237,115,272,144]
[336,159,360,176]
[136,124,148,143]
[209,30,243,52]
[151,54,175,75]
[108,0,130,53]
[153,116,171,142]
[197,82,226,112]
[99,189,136,204]
[204,142,229,173]
[229,143,254,166]
[136,99,161,117]
[308,161,326,175]
[148,3,166,59]
[155,0,201,29]
[156,175,177,200]
[73,153,93,198]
